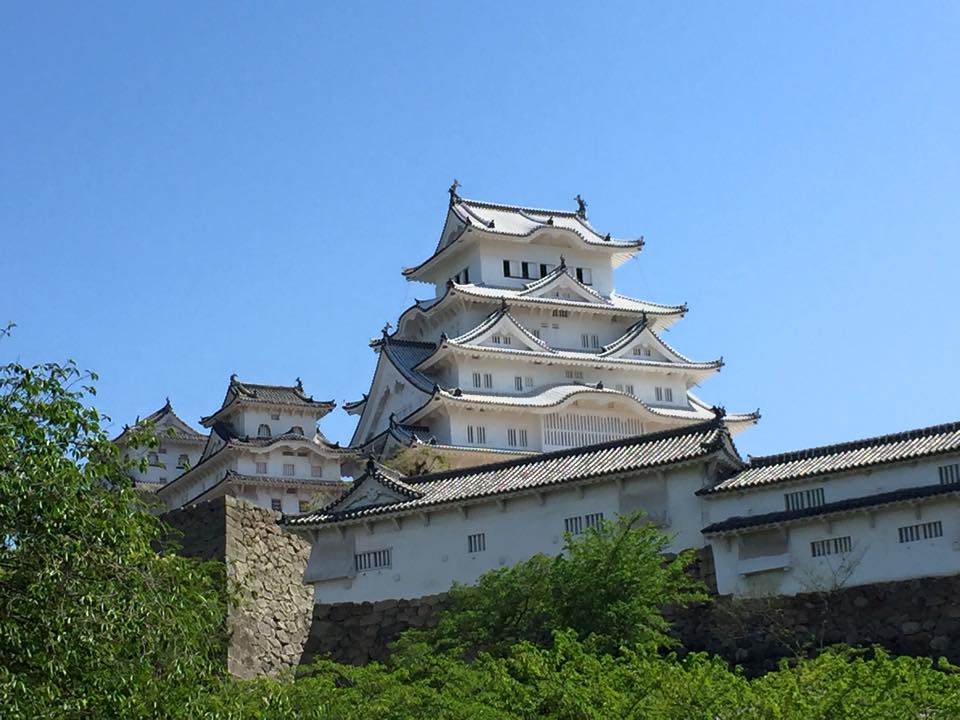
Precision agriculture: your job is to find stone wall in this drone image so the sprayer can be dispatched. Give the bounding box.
[161,495,314,678]
[302,574,960,672]
[301,594,450,666]
[670,574,960,674]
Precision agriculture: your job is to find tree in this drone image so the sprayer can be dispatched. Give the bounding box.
[396,514,707,659]
[382,446,451,477]
[0,337,226,719]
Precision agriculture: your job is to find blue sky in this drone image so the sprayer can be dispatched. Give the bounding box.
[2,2,958,457]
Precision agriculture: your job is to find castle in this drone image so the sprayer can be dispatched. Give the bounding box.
[123,187,960,601]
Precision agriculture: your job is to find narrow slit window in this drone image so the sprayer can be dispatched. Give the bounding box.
[468,533,486,553]
[939,463,960,485]
[355,548,392,571]
[564,516,584,535]
[811,536,852,557]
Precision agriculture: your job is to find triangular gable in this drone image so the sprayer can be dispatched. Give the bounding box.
[601,324,688,364]
[449,310,551,353]
[326,465,423,514]
[521,269,608,305]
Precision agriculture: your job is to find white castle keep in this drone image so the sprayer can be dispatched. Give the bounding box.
[346,184,758,468]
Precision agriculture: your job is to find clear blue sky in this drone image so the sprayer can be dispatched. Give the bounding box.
[3,2,958,457]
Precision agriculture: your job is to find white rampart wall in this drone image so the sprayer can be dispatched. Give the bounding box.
[303,463,708,603]
[710,496,960,597]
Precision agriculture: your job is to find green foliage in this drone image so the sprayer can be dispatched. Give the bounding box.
[398,514,706,658]
[0,346,227,719]
[381,446,451,476]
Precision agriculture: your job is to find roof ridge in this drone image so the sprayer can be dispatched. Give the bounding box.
[460,196,581,218]
[403,418,726,485]
[748,419,960,468]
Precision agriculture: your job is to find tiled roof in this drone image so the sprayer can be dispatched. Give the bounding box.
[201,376,335,426]
[403,194,643,279]
[702,482,960,534]
[705,419,960,495]
[113,399,206,444]
[283,419,741,527]
[189,470,350,505]
[378,338,437,392]
[450,197,641,248]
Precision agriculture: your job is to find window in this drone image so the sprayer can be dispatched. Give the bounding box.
[565,370,584,380]
[540,263,556,277]
[521,261,534,279]
[256,461,268,475]
[576,267,593,285]
[291,425,304,435]
[158,446,167,454]
[633,346,653,357]
[148,452,160,467]
[492,334,511,345]
[502,260,521,278]
[257,424,271,438]
[283,463,295,476]
[585,512,604,529]
[355,548,391,571]
[581,333,590,348]
[177,453,189,469]
[483,373,493,389]
[784,487,825,511]
[515,376,524,392]
[564,516,584,535]
[159,477,166,483]
[524,377,534,388]
[625,384,635,396]
[939,463,960,485]
[552,309,569,318]
[467,425,487,445]
[468,533,486,553]
[551,323,560,330]
[507,428,528,447]
[532,329,540,339]
[544,412,644,448]
[282,450,294,456]
[270,498,282,512]
[271,413,281,421]
[811,536,852,557]
[472,372,482,388]
[591,334,600,349]
[311,465,324,478]
[655,387,672,402]
[452,266,470,284]
[298,500,310,513]
[898,521,943,544]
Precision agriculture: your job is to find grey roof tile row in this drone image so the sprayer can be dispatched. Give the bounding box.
[707,420,960,494]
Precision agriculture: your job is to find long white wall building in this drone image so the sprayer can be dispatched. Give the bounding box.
[287,417,960,603]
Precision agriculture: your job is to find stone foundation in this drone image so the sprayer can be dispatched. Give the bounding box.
[301,594,450,666]
[302,574,960,671]
[161,495,313,678]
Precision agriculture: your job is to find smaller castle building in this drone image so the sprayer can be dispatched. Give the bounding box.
[155,376,351,514]
[114,399,206,488]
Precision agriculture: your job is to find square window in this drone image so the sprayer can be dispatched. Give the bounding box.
[270,498,282,512]
[311,465,324,478]
[468,533,486,553]
[299,500,310,513]
[283,463,295,476]
[256,462,267,475]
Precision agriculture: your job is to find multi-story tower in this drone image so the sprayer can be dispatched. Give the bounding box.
[158,376,350,513]
[348,186,758,468]
[114,399,206,488]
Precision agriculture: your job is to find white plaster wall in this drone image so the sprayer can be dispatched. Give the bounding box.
[353,355,431,444]
[125,439,203,486]
[230,408,321,439]
[711,496,960,597]
[472,239,616,296]
[438,354,692,402]
[305,464,709,603]
[704,453,960,524]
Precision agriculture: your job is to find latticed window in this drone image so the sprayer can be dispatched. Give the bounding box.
[355,548,391,571]
[467,533,486,553]
[148,452,160,467]
[291,425,304,435]
[483,373,493,389]
[283,463,295,476]
[784,487,825,511]
[585,512,604,530]
[939,463,960,485]
[544,413,643,448]
[472,372,482,388]
[811,536,852,557]
[564,516,584,535]
[255,462,267,475]
[311,465,324,478]
[257,424,271,438]
[467,425,487,445]
[898,521,943,544]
